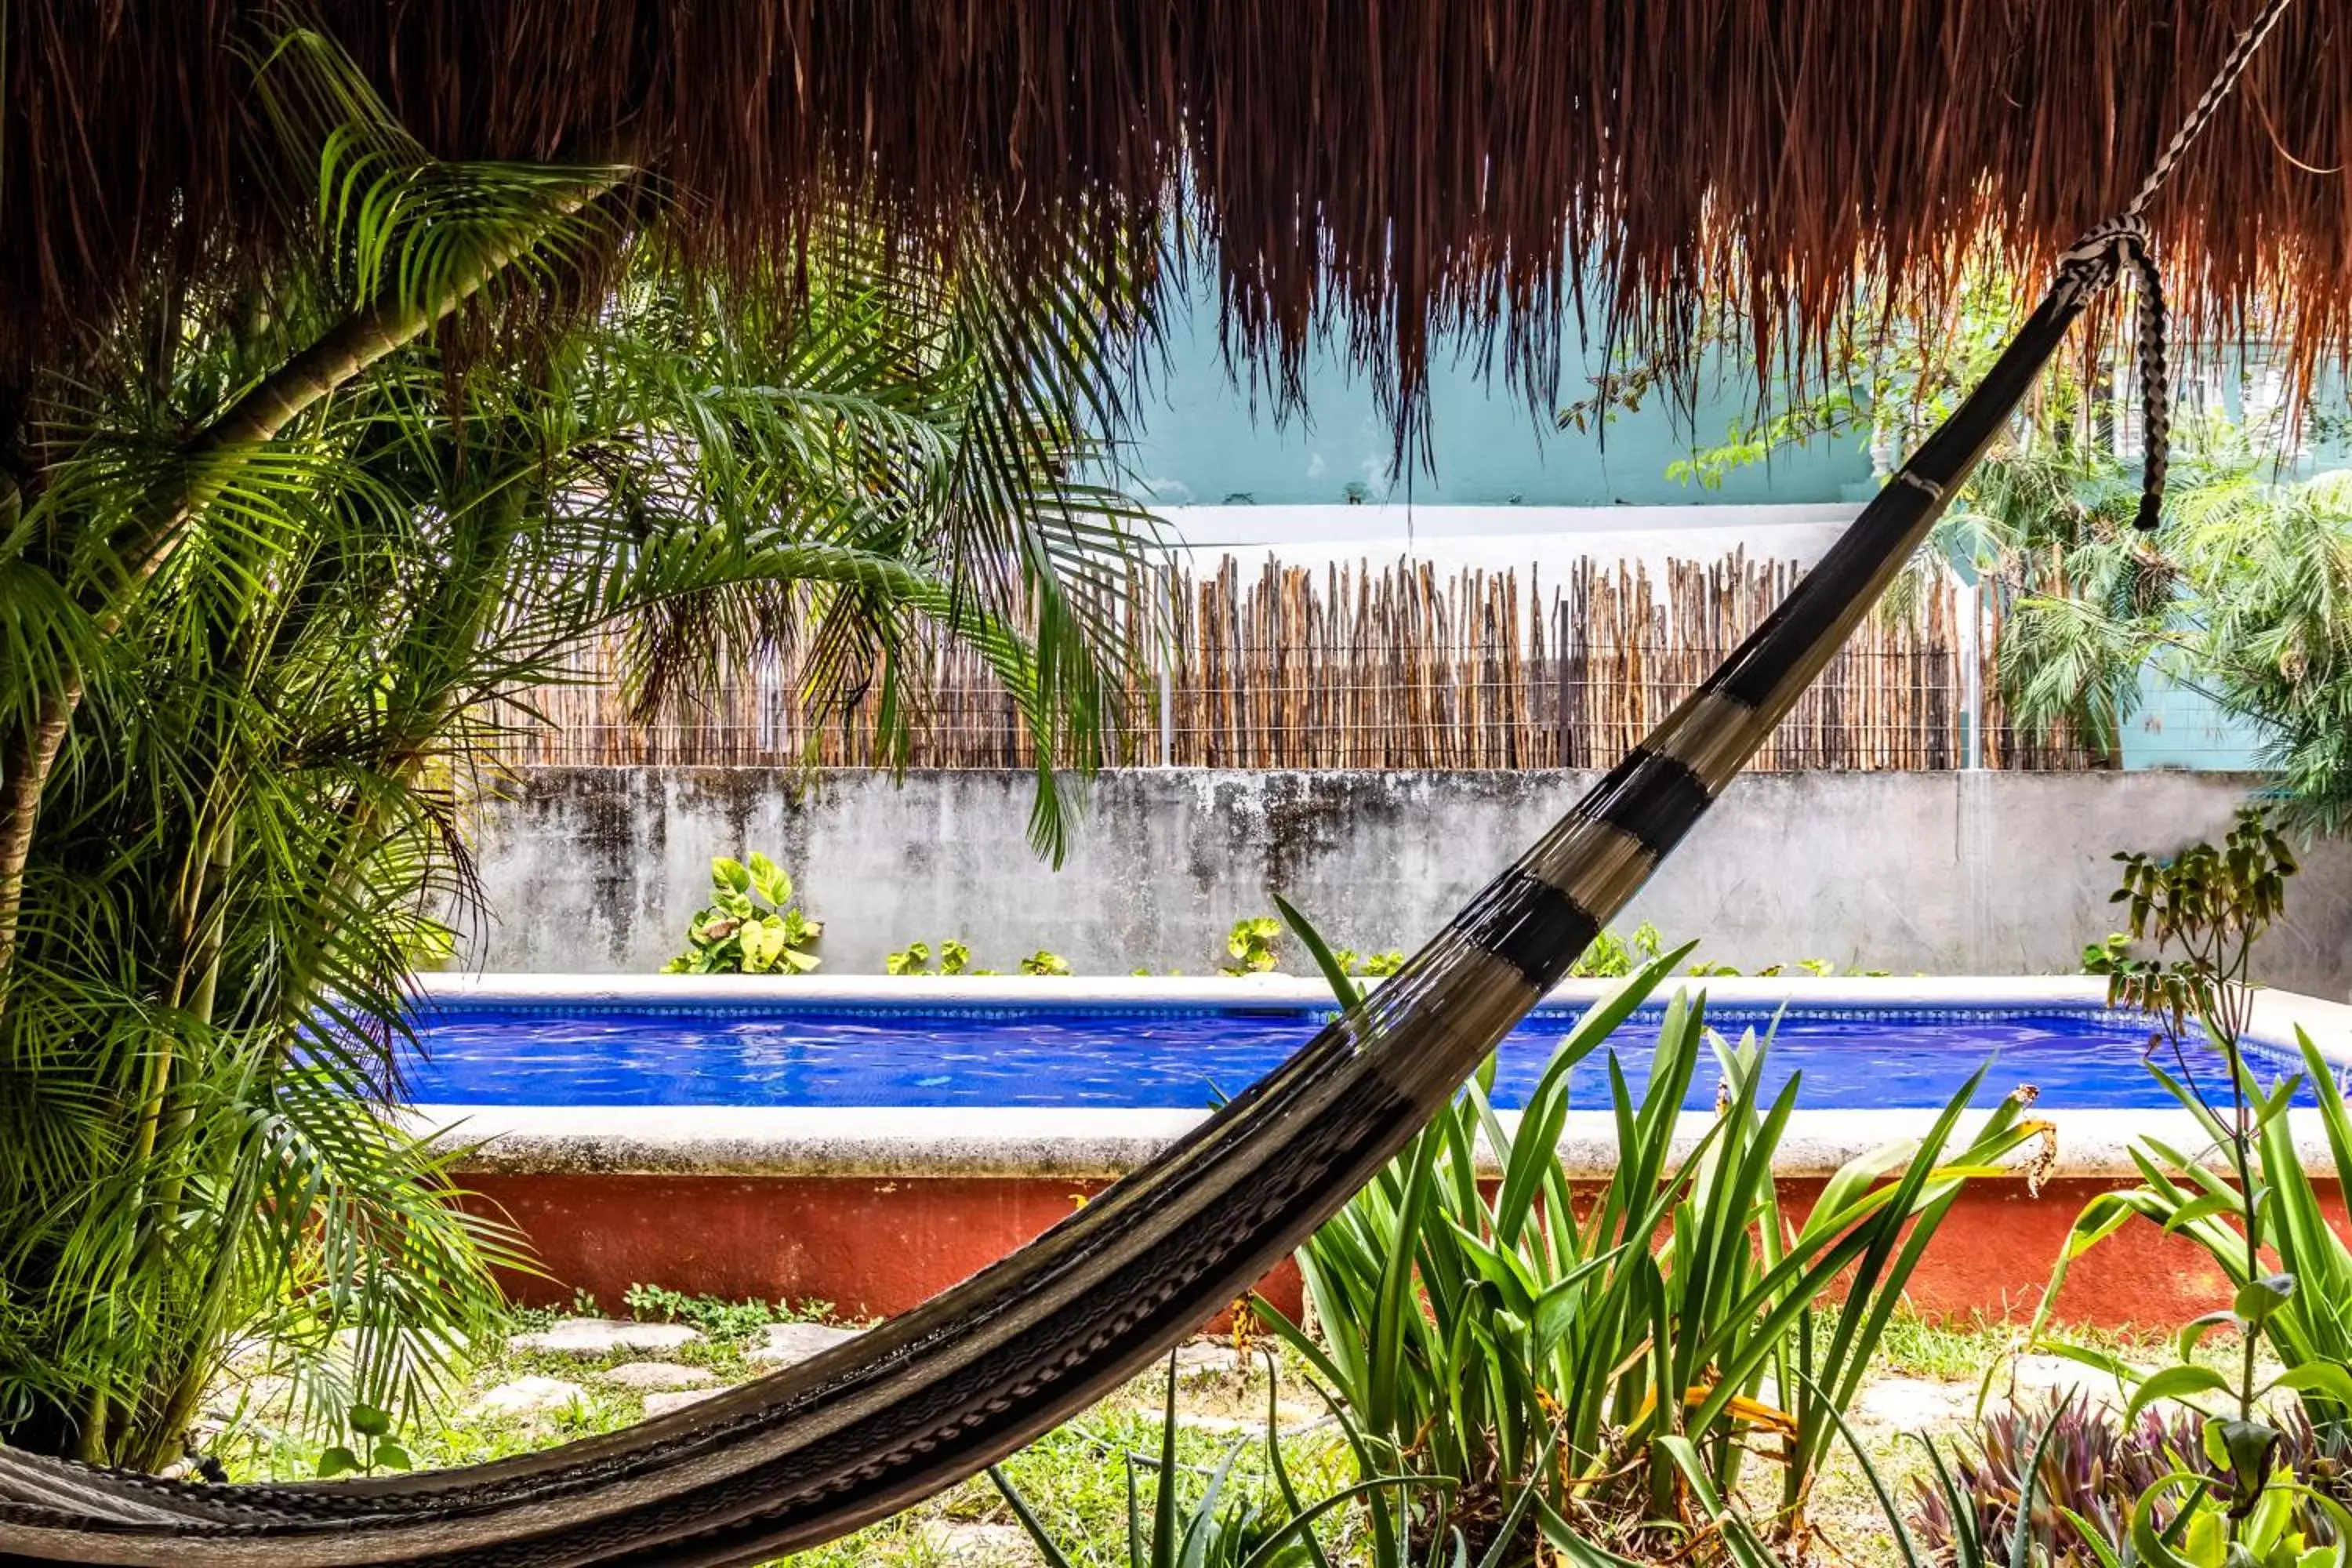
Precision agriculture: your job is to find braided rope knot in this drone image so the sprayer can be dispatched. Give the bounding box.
[2055,212,2169,532]
[2029,0,2297,536]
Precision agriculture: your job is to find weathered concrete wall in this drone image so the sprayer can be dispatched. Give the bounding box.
[457,768,2352,997]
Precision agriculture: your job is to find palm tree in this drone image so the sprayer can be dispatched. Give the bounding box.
[1980,409,2352,807]
[1952,411,2160,767]
[1563,262,2352,786]
[0,27,1159,1468]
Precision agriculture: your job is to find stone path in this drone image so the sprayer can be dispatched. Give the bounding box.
[509,1319,703,1357]
[643,1389,726,1417]
[1171,1342,1243,1381]
[470,1376,590,1418]
[600,1362,717,1392]
[746,1322,863,1367]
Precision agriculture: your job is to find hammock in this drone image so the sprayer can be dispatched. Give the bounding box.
[0,6,2294,1562]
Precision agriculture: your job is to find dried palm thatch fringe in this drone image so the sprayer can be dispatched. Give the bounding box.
[4,1,2350,447]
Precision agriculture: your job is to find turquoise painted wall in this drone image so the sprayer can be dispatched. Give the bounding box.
[1126,297,2352,775]
[2124,671,2273,771]
[1123,298,1872,507]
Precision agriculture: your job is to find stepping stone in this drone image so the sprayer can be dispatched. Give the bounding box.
[508,1319,702,1357]
[746,1323,863,1368]
[643,1388,725,1417]
[917,1521,1044,1566]
[470,1376,590,1417]
[600,1362,717,1392]
[201,1374,293,1423]
[1853,1376,1974,1433]
[1171,1341,1242,1381]
[2002,1353,2128,1413]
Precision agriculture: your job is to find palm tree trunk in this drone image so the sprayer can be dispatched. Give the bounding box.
[0,674,79,975]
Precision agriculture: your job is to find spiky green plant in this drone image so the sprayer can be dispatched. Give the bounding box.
[989,1351,1544,1568]
[1261,898,2053,1560]
[1912,1397,2352,1568]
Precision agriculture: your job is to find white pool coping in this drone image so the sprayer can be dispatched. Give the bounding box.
[408,974,2352,1181]
[410,1102,2351,1183]
[412,970,2152,1011]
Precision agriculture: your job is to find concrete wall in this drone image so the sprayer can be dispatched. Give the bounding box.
[458,768,2352,998]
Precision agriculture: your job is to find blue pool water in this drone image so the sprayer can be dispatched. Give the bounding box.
[399,1001,2309,1111]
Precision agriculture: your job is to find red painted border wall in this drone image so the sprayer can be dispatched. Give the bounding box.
[465,1172,2347,1330]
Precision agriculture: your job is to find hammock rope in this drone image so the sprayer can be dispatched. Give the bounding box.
[2064,0,2296,532]
[0,4,2298,1563]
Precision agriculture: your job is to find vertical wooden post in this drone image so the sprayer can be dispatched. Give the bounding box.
[1157,561,1176,767]
[1963,574,1984,771]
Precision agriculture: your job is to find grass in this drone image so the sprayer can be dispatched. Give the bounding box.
[203,1294,1355,1567]
[195,1292,2168,1568]
[1842,1306,2164,1382]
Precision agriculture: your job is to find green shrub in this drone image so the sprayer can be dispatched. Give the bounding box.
[1224,916,1282,975]
[885,938,972,977]
[1018,950,1072,977]
[315,1402,413,1480]
[662,853,822,975]
[1684,955,1867,978]
[1563,924,1862,979]
[621,1283,835,1341]
[1914,1398,2352,1568]
[1565,920,1664,978]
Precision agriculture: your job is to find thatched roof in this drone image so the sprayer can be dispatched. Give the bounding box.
[9,2,2349,427]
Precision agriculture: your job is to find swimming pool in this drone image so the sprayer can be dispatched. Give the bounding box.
[412,975,2350,1330]
[402,987,2310,1112]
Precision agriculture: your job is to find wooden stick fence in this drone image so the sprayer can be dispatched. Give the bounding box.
[496,551,2089,772]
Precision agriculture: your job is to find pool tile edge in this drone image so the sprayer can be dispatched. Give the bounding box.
[412,971,2350,1055]
[410,1103,2338,1181]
